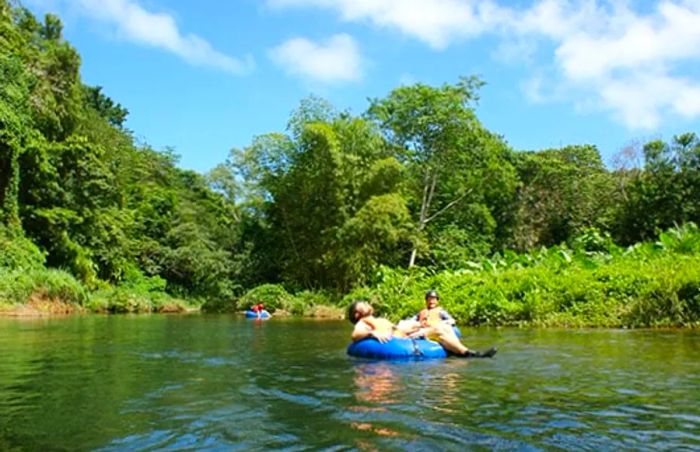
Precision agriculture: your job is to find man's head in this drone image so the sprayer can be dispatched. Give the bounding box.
[425,290,440,309]
[347,301,373,324]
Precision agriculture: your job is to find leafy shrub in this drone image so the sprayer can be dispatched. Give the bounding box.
[281,297,306,316]
[283,290,333,316]
[655,222,700,255]
[619,256,700,327]
[236,284,292,312]
[0,268,87,305]
[200,297,235,313]
[84,266,177,313]
[0,225,45,271]
[570,227,617,254]
[87,287,151,313]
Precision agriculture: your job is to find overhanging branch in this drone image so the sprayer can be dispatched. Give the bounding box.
[424,189,472,225]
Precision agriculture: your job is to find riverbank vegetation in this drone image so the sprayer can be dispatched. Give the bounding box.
[344,224,700,327]
[2,2,699,325]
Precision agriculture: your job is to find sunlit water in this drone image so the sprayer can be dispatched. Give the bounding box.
[1,315,699,451]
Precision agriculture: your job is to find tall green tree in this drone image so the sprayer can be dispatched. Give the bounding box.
[1,2,243,301]
[616,134,700,243]
[368,77,517,267]
[511,145,614,249]
[0,55,31,229]
[233,99,411,291]
[0,1,33,229]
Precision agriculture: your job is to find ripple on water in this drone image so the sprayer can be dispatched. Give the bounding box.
[3,319,700,451]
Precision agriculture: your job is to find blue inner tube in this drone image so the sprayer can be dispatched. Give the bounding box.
[347,337,448,359]
[245,310,270,319]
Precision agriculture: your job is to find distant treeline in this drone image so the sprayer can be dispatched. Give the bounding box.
[1,2,699,319]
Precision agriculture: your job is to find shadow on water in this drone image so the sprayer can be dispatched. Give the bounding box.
[1,316,699,450]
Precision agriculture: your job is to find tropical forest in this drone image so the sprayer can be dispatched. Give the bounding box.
[2,1,700,327]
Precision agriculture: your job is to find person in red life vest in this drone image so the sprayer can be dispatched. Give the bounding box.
[251,302,265,318]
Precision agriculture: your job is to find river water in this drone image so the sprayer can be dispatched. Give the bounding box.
[1,315,699,451]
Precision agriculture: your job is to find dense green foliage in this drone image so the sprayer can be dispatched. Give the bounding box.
[2,3,700,324]
[0,223,44,270]
[1,2,241,310]
[344,224,700,327]
[0,267,87,307]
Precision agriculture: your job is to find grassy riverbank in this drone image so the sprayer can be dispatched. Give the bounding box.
[0,267,192,316]
[345,252,700,328]
[339,225,700,328]
[3,224,700,326]
[199,225,700,328]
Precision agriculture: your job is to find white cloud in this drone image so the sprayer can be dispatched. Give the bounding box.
[269,34,362,83]
[554,2,700,82]
[268,0,492,49]
[600,73,700,128]
[493,38,538,65]
[544,1,700,128]
[522,73,548,104]
[72,0,253,74]
[269,0,700,129]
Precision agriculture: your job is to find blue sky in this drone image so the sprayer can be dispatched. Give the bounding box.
[25,0,700,172]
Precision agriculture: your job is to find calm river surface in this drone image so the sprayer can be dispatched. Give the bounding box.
[1,315,699,451]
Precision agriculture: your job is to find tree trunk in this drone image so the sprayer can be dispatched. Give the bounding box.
[408,169,437,267]
[407,169,471,268]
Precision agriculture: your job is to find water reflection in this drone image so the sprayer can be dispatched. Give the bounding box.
[349,362,405,441]
[425,369,461,415]
[353,362,402,405]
